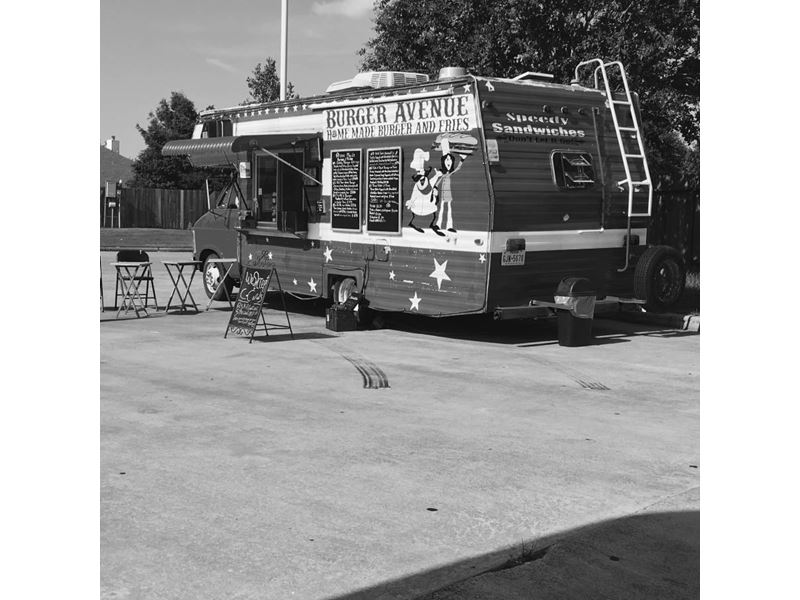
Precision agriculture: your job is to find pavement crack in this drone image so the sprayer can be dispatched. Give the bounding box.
[486,544,551,573]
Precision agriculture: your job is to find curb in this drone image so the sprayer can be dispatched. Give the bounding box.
[609,310,700,332]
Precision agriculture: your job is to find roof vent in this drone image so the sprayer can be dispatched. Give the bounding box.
[325,71,430,93]
[438,66,467,80]
[512,71,555,82]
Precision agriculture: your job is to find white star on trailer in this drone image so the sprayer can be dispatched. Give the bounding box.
[308,278,317,293]
[248,253,253,260]
[293,278,298,286]
[389,271,396,281]
[462,84,471,92]
[429,258,452,291]
[409,292,421,311]
[323,246,333,262]
[479,254,486,263]
[268,252,273,260]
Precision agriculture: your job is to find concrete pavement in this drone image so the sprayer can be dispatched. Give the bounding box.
[100,251,699,600]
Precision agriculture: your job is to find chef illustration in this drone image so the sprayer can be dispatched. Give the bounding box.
[405,148,443,233]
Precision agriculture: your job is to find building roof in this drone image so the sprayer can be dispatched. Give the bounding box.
[100,145,134,187]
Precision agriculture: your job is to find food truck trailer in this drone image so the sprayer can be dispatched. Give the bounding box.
[163,59,685,319]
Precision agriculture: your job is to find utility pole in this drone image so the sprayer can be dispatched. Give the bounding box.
[280,0,288,101]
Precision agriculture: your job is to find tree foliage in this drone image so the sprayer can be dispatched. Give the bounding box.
[131,92,227,190]
[359,0,699,185]
[244,57,296,104]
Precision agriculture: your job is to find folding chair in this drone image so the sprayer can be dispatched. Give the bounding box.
[114,249,158,310]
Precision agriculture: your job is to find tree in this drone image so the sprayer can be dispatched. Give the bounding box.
[131,92,227,189]
[244,57,296,104]
[359,0,699,186]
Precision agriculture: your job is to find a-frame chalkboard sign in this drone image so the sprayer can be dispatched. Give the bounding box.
[224,265,294,343]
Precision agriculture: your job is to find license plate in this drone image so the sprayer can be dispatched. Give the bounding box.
[501,250,525,266]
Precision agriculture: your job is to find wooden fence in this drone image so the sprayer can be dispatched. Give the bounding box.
[100,187,208,229]
[649,187,700,269]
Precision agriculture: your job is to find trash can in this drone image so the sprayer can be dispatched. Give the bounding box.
[554,277,596,347]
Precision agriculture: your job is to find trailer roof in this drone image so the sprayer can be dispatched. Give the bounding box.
[198,73,602,121]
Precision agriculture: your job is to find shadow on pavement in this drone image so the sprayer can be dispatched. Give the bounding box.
[326,510,699,600]
[247,332,337,343]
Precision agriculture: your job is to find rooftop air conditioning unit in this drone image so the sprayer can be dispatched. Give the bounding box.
[325,71,430,93]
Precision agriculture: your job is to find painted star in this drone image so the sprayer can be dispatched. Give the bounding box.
[462,84,471,93]
[389,270,396,281]
[293,278,298,286]
[308,278,317,293]
[323,246,333,262]
[409,292,421,311]
[478,254,486,264]
[429,258,452,291]
[265,108,270,115]
[283,106,289,113]
[248,253,253,261]
[384,245,391,255]
[268,251,273,260]
[292,105,298,111]
[485,81,495,92]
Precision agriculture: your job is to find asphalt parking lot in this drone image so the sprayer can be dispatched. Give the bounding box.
[100,251,699,600]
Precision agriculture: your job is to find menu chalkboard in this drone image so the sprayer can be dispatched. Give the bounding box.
[225,266,272,341]
[367,147,402,233]
[331,149,362,231]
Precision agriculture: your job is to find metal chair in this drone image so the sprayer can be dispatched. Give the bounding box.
[114,250,158,309]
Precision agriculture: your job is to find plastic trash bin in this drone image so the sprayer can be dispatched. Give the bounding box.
[554,277,596,347]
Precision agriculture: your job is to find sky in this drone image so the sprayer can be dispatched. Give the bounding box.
[101,0,377,159]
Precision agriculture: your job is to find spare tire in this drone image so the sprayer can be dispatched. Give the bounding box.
[633,246,685,312]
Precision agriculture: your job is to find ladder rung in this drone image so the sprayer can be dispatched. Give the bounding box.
[624,153,644,158]
[612,100,631,105]
[618,126,638,131]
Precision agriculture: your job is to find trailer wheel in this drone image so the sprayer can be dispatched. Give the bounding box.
[633,246,685,311]
[202,253,234,300]
[331,277,357,305]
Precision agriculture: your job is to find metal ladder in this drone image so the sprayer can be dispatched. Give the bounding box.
[573,59,653,271]
[574,59,652,217]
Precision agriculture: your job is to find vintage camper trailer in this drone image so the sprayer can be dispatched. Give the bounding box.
[163,59,685,319]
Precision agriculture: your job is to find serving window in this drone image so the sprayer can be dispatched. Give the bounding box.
[551,151,595,189]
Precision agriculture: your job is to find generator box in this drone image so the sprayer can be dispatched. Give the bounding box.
[326,306,358,332]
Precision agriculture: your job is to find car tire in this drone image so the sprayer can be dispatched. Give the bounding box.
[633,245,686,312]
[202,253,234,300]
[331,277,357,305]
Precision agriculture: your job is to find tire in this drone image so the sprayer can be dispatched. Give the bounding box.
[331,277,358,305]
[202,253,234,300]
[633,246,686,311]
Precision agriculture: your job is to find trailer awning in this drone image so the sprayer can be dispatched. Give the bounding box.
[162,134,321,167]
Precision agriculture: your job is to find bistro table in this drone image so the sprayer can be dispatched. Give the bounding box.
[111,262,152,318]
[205,258,237,310]
[163,260,202,312]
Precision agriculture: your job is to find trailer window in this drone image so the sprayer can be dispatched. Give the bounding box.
[551,152,595,189]
[200,119,232,138]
